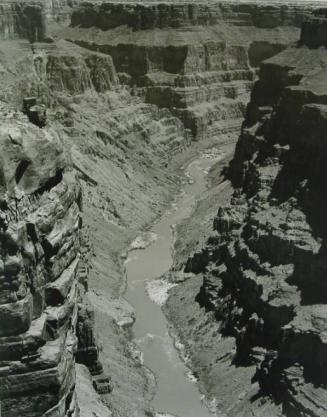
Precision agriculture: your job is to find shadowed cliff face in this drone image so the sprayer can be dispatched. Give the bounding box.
[180,10,327,417]
[70,2,315,31]
[0,0,81,41]
[0,2,45,41]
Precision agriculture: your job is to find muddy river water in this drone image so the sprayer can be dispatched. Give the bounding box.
[125,150,223,417]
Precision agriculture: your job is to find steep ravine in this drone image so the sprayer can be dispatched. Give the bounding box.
[166,8,327,417]
[0,36,187,417]
[125,147,230,417]
[0,2,326,417]
[0,30,227,417]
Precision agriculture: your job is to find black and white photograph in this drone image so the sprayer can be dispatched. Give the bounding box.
[0,1,326,416]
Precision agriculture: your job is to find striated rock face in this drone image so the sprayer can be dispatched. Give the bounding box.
[70,2,312,30]
[0,32,186,414]
[0,108,81,416]
[185,10,327,417]
[0,2,46,41]
[0,35,189,416]
[3,2,327,417]
[70,1,322,31]
[65,1,320,140]
[0,0,81,42]
[33,45,119,96]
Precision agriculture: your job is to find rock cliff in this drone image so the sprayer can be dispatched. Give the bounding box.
[0,0,80,42]
[0,107,81,417]
[1,2,327,417]
[0,33,188,416]
[0,2,46,41]
[65,1,321,140]
[167,9,327,417]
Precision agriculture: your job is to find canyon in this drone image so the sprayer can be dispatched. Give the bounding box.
[0,1,326,417]
[166,7,327,417]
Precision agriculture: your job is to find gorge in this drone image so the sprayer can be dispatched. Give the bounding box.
[0,1,327,417]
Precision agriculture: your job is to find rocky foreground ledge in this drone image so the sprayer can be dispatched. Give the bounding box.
[168,8,327,417]
[0,109,82,416]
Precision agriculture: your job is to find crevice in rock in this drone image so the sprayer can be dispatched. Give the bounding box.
[34,168,63,196]
[15,159,31,185]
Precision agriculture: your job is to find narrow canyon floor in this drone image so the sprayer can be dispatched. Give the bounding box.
[90,134,238,417]
[2,2,327,417]
[125,142,233,417]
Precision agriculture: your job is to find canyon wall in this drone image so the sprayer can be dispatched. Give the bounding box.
[65,1,320,140]
[0,107,81,417]
[0,2,46,41]
[0,32,188,416]
[0,0,80,41]
[1,2,326,417]
[169,8,327,417]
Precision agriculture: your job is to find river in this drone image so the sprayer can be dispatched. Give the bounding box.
[125,149,223,417]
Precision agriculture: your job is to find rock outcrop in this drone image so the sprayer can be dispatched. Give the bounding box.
[0,0,81,42]
[0,107,81,417]
[0,2,46,41]
[3,2,327,417]
[0,33,189,416]
[65,1,321,140]
[0,41,122,414]
[181,9,327,417]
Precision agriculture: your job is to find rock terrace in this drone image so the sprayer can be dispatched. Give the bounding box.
[0,1,327,417]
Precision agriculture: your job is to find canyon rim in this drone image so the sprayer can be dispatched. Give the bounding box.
[0,1,327,417]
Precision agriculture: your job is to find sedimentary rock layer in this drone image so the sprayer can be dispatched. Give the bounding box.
[183,10,327,416]
[65,1,320,140]
[2,2,326,416]
[0,107,81,417]
[0,2,46,41]
[0,0,80,41]
[0,34,190,416]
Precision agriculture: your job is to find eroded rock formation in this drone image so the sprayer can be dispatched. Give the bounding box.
[181,9,327,416]
[1,1,327,417]
[0,108,81,416]
[0,29,189,414]
[0,2,45,41]
[0,0,81,41]
[65,1,320,140]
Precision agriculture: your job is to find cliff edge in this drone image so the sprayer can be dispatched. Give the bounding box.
[167,9,327,417]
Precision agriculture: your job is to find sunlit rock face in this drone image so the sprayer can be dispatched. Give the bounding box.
[185,10,327,417]
[0,33,188,415]
[0,109,81,417]
[66,1,319,140]
[0,31,190,414]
